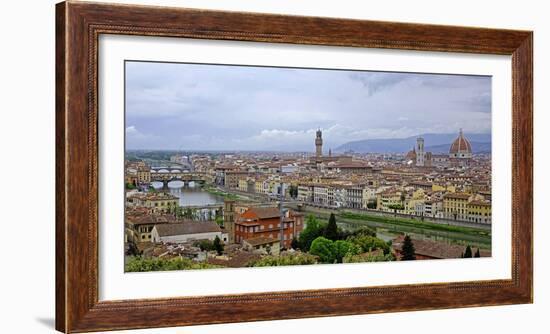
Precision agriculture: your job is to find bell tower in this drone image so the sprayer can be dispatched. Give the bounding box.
[315,129,323,158]
[416,137,425,167]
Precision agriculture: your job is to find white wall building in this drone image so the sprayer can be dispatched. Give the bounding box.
[151,221,227,244]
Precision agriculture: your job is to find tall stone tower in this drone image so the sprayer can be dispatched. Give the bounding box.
[416,137,425,167]
[315,129,323,158]
[223,199,235,243]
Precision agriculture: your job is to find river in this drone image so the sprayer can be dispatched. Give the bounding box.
[150,181,224,207]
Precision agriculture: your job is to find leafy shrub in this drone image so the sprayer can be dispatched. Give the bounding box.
[248,252,318,267]
[125,256,222,272]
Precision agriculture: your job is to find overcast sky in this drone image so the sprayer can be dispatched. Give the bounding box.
[125,61,491,151]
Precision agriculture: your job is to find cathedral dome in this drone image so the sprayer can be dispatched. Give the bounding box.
[405,147,416,161]
[449,129,472,156]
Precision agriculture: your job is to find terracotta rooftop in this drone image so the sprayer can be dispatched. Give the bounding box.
[392,235,491,259]
[244,236,280,247]
[207,251,261,268]
[443,193,471,199]
[242,207,281,220]
[126,213,179,226]
[154,221,221,237]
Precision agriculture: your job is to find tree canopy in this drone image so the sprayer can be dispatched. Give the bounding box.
[309,237,336,263]
[463,245,473,258]
[343,252,395,263]
[474,248,481,258]
[347,234,391,255]
[298,215,326,251]
[290,237,300,250]
[247,252,317,267]
[125,256,222,272]
[309,237,361,264]
[193,239,215,252]
[213,235,224,255]
[401,235,416,260]
[324,213,339,241]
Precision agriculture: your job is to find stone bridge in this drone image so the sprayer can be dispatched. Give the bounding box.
[149,169,213,186]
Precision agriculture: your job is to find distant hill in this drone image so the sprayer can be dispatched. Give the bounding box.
[335,133,491,153]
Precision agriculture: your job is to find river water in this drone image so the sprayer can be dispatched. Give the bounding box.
[150,181,224,207]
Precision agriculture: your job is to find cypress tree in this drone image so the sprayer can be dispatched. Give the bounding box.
[213,235,224,255]
[325,213,339,241]
[474,248,481,258]
[401,235,416,260]
[463,245,473,258]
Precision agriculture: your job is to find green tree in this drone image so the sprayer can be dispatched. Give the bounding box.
[351,226,377,238]
[333,240,360,263]
[193,239,214,251]
[309,237,336,263]
[348,235,391,255]
[463,245,473,258]
[215,216,224,227]
[288,185,298,199]
[344,252,395,263]
[213,235,224,255]
[401,235,416,260]
[474,248,481,258]
[388,204,405,215]
[290,237,300,250]
[298,215,326,251]
[324,213,339,241]
[183,208,194,219]
[125,256,222,272]
[174,206,184,218]
[125,241,141,256]
[248,252,318,267]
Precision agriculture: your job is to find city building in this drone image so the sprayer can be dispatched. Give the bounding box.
[466,200,492,224]
[234,207,304,248]
[443,192,471,221]
[151,221,227,244]
[242,237,281,256]
[125,212,178,243]
[127,192,179,213]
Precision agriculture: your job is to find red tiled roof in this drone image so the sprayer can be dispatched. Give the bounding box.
[154,221,221,237]
[392,235,491,259]
[244,236,279,247]
[240,207,280,220]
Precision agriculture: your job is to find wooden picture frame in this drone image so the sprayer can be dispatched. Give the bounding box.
[56,1,533,332]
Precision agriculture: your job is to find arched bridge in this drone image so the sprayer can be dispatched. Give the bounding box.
[149,170,213,187]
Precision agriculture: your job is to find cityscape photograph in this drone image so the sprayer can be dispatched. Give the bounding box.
[124,60,492,272]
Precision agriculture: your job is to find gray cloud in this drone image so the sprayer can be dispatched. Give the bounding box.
[125,61,491,151]
[348,72,411,96]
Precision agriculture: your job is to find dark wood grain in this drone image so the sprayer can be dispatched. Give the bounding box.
[55,1,533,332]
[55,2,66,332]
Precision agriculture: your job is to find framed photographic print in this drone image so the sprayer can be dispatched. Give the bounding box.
[56,1,533,332]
